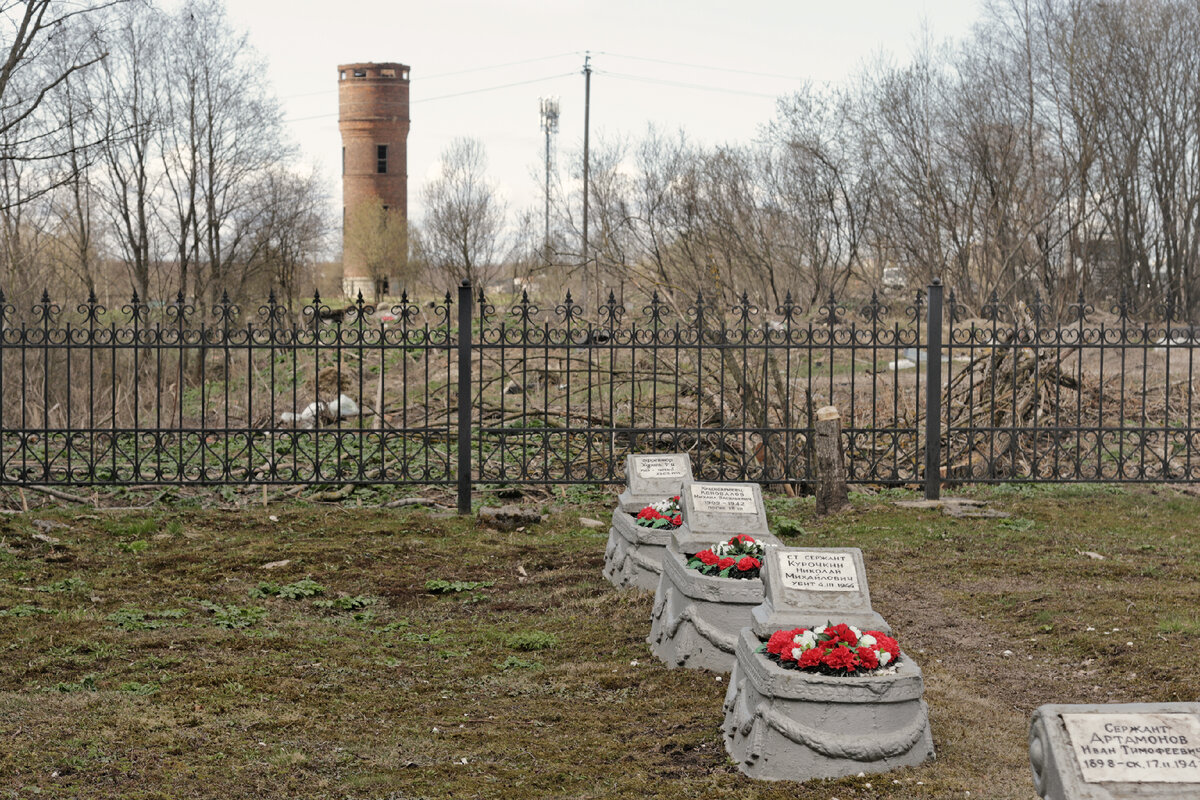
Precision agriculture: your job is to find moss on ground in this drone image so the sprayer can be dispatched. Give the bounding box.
[0,485,1197,798]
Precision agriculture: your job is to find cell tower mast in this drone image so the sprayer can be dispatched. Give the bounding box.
[539,97,559,266]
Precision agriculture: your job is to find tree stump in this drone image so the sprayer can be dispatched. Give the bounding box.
[815,405,851,515]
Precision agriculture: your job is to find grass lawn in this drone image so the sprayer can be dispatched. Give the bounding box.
[1,484,1198,799]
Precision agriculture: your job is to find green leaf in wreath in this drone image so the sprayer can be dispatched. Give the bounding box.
[718,567,732,578]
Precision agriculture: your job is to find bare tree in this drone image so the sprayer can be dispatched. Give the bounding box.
[94,1,161,301]
[157,0,289,306]
[0,1,120,188]
[416,137,507,291]
[0,0,126,302]
[342,195,407,303]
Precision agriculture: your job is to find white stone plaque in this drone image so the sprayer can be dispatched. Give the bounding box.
[634,455,687,480]
[1062,713,1200,783]
[779,550,860,592]
[689,483,757,515]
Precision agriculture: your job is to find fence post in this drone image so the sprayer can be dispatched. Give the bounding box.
[457,280,473,514]
[925,279,943,501]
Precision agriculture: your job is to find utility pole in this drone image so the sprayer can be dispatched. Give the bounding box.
[581,52,591,305]
[539,97,559,269]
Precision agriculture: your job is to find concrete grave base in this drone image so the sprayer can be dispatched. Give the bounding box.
[647,549,765,673]
[1029,702,1200,800]
[602,508,672,591]
[723,628,935,781]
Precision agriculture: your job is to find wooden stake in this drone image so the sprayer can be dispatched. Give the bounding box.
[815,405,851,515]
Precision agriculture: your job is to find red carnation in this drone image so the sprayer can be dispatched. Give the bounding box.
[797,647,824,668]
[736,534,756,544]
[824,623,859,646]
[736,556,760,572]
[671,515,682,526]
[872,633,900,660]
[856,647,880,670]
[696,549,719,566]
[717,557,736,570]
[821,645,859,672]
[766,629,796,655]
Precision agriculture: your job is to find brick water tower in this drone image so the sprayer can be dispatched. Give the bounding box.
[338,62,410,299]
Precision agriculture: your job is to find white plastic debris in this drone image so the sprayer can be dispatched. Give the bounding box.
[280,394,359,428]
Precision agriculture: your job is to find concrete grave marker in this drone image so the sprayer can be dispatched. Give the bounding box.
[751,547,890,637]
[1030,703,1200,799]
[673,481,770,554]
[605,453,694,590]
[616,453,693,513]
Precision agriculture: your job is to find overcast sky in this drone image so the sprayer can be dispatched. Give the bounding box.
[222,0,985,228]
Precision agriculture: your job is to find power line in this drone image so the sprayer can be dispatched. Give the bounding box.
[594,51,809,83]
[413,72,575,104]
[282,56,787,125]
[594,69,780,99]
[421,52,579,81]
[279,52,580,101]
[283,72,576,123]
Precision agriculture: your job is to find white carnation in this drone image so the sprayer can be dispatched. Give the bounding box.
[877,650,892,666]
[858,634,877,648]
[790,647,803,660]
[792,630,817,650]
[850,626,862,640]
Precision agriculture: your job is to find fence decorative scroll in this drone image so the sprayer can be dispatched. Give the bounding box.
[2,281,1198,510]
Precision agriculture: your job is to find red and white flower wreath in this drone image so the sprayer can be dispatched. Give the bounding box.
[761,623,901,676]
[633,496,682,529]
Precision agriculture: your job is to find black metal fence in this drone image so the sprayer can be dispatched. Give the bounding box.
[2,282,1198,510]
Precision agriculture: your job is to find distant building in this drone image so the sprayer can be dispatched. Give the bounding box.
[337,61,410,299]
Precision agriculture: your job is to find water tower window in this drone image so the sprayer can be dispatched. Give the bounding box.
[353,68,366,78]
[377,145,388,174]
[381,68,396,78]
[340,70,346,80]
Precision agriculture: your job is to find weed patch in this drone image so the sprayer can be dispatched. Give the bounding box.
[504,630,557,651]
[425,579,495,594]
[36,576,87,593]
[1157,612,1200,636]
[249,579,326,599]
[48,674,98,693]
[1,604,54,617]
[313,595,376,611]
[105,607,188,631]
[198,601,267,629]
